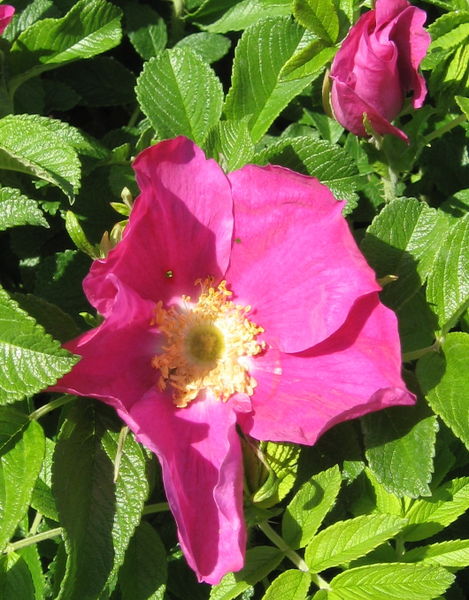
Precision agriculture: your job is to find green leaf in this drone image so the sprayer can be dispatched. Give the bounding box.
[404,539,469,569]
[403,477,469,542]
[293,0,339,44]
[210,546,284,600]
[260,441,301,506]
[365,468,403,518]
[282,465,341,549]
[362,404,438,498]
[397,289,438,355]
[305,514,407,572]
[426,214,469,332]
[280,37,336,82]
[328,563,454,600]
[65,211,100,258]
[224,17,319,143]
[0,408,45,552]
[254,136,362,204]
[417,333,469,451]
[9,0,122,85]
[206,0,292,34]
[0,115,82,201]
[423,11,469,68]
[12,294,80,344]
[119,522,167,600]
[0,286,79,404]
[18,545,46,600]
[205,119,255,171]
[124,2,167,60]
[176,33,231,64]
[52,401,150,600]
[455,95,469,118]
[0,187,48,231]
[361,198,449,311]
[2,0,56,42]
[30,437,58,521]
[136,48,223,146]
[261,570,311,600]
[0,553,36,600]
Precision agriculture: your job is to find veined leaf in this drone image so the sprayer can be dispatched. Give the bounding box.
[9,0,122,85]
[403,477,469,542]
[293,0,339,44]
[136,48,223,146]
[206,0,292,34]
[363,404,438,498]
[305,514,407,572]
[124,2,167,60]
[254,135,362,204]
[176,33,231,64]
[261,570,311,600]
[224,17,320,143]
[417,333,469,452]
[210,546,284,600]
[205,119,255,172]
[0,187,48,231]
[119,522,167,600]
[0,115,82,200]
[404,539,469,569]
[0,553,36,600]
[0,408,45,552]
[426,213,469,332]
[0,286,78,405]
[18,545,46,600]
[328,563,454,600]
[361,198,449,311]
[52,401,150,600]
[282,465,341,549]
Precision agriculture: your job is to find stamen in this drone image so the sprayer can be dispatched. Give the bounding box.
[151,279,265,407]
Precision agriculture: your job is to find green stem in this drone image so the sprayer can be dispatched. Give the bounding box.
[258,521,309,572]
[403,342,439,362]
[424,114,466,144]
[142,502,170,515]
[29,395,75,421]
[29,512,43,537]
[3,528,63,554]
[127,105,141,129]
[170,0,185,43]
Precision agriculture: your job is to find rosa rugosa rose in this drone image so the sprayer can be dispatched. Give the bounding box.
[330,0,430,141]
[0,5,14,35]
[51,137,414,584]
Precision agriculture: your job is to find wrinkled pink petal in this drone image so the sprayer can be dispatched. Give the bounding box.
[51,276,157,412]
[126,392,245,584]
[330,79,409,140]
[0,5,14,35]
[239,293,414,445]
[84,137,233,316]
[389,5,431,107]
[330,0,430,140]
[226,164,380,352]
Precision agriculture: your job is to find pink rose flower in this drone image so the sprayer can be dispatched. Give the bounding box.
[52,137,414,584]
[0,5,14,35]
[330,0,430,141]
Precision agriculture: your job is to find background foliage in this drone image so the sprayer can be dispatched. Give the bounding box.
[0,0,468,599]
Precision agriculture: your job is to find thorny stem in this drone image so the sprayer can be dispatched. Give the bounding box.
[3,528,63,554]
[29,395,75,421]
[258,521,331,589]
[142,502,170,515]
[424,114,466,144]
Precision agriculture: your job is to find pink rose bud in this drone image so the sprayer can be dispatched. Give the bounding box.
[330,0,430,141]
[0,5,14,35]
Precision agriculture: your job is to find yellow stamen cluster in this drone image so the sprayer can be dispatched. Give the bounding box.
[151,279,265,407]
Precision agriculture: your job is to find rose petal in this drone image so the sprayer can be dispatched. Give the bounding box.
[85,137,233,316]
[226,164,380,352]
[330,78,409,140]
[51,276,157,412]
[0,5,14,35]
[126,392,245,584]
[239,293,414,445]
